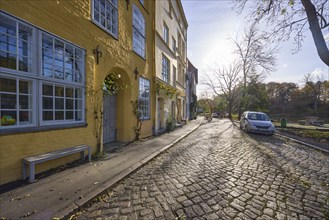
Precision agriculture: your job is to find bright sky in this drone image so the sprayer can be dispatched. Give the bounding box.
[181,0,329,95]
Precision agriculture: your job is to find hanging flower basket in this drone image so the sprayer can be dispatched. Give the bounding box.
[103,73,122,95]
[156,81,179,98]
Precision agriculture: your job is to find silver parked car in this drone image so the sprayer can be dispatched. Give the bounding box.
[240,111,275,135]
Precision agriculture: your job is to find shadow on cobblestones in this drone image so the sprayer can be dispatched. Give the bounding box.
[70,119,329,220]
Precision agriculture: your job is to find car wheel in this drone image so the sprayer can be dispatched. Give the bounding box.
[244,125,249,133]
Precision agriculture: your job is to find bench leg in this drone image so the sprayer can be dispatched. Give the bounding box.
[88,147,91,162]
[22,161,26,180]
[80,151,85,160]
[29,162,35,183]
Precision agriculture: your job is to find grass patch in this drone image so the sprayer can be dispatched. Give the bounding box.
[285,129,329,144]
[274,122,329,144]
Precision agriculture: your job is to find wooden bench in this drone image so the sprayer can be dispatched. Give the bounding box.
[22,145,91,183]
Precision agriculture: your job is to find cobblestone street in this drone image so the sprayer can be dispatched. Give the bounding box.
[72,119,329,220]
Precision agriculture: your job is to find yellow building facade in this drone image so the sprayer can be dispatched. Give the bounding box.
[0,0,155,185]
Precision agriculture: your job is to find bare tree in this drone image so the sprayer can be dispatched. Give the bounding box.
[202,62,241,118]
[234,0,329,66]
[233,23,277,117]
[304,73,323,113]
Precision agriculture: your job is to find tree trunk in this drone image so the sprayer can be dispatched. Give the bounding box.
[302,0,329,66]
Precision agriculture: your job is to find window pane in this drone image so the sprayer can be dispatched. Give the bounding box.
[55,86,64,97]
[0,111,17,126]
[43,84,53,96]
[0,15,16,36]
[42,49,53,63]
[138,78,150,119]
[94,11,100,22]
[0,77,16,92]
[18,24,32,41]
[43,66,53,78]
[65,69,73,81]
[19,111,31,122]
[55,111,64,120]
[66,99,73,109]
[42,97,53,109]
[75,110,82,121]
[0,94,16,109]
[66,87,73,97]
[54,66,64,79]
[75,88,82,98]
[110,0,117,6]
[75,100,82,109]
[43,111,53,120]
[18,56,30,72]
[54,53,64,66]
[55,39,64,55]
[0,51,16,70]
[19,95,30,109]
[55,98,64,109]
[65,45,74,60]
[0,36,17,53]
[42,34,53,49]
[64,61,73,71]
[66,111,73,119]
[19,80,30,94]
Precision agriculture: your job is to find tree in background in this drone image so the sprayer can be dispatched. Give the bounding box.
[265,79,329,121]
[214,95,228,116]
[267,82,299,115]
[245,76,270,112]
[303,73,324,113]
[202,62,241,118]
[232,23,277,117]
[234,0,329,66]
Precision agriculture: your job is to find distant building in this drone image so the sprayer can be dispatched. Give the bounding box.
[186,59,198,120]
[154,0,188,133]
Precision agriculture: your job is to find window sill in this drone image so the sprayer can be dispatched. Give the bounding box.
[0,122,87,135]
[91,20,118,40]
[133,50,146,61]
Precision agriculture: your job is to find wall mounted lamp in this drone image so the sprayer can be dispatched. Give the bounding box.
[93,45,102,65]
[134,67,139,80]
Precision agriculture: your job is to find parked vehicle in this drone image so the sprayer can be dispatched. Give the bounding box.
[211,112,219,118]
[240,111,275,135]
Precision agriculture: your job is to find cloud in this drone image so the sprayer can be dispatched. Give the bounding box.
[310,67,328,78]
[325,33,329,43]
[282,63,289,68]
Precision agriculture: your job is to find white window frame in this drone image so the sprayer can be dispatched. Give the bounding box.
[162,54,170,83]
[0,74,37,128]
[91,0,118,38]
[163,22,169,44]
[172,65,176,87]
[0,12,85,130]
[132,5,145,58]
[138,77,150,120]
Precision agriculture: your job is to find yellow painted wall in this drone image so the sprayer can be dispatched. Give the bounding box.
[0,0,155,184]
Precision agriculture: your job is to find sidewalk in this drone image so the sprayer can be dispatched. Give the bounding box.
[0,117,204,220]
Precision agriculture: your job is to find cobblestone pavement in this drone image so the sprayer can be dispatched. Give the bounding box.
[72,119,329,220]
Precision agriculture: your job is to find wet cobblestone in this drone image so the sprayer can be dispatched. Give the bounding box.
[73,119,329,219]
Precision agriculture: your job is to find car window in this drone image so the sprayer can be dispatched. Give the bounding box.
[248,113,268,121]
